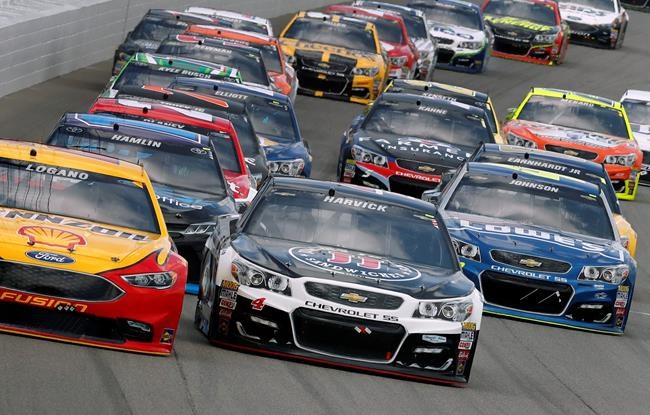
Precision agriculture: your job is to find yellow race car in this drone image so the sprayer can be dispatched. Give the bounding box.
[279,11,388,104]
[0,140,187,354]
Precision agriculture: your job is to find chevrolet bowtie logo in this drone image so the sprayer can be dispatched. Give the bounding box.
[318,62,329,68]
[519,258,542,268]
[417,165,436,173]
[563,149,579,157]
[340,292,368,303]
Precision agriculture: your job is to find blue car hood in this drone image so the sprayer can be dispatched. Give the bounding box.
[153,183,235,227]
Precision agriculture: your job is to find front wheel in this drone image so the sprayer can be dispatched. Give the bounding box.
[194,252,214,331]
[614,23,627,49]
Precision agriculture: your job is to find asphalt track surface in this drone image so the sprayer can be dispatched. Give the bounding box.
[1,5,650,415]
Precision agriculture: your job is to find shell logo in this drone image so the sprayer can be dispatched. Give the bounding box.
[18,226,86,250]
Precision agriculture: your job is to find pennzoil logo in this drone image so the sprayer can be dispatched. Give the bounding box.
[0,291,87,313]
[18,226,86,250]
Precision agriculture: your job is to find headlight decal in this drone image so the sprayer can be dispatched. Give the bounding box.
[414,298,474,321]
[122,272,176,289]
[452,239,481,262]
[506,132,537,148]
[605,154,637,167]
[579,265,629,284]
[231,258,292,296]
[268,159,305,176]
[351,145,388,168]
[352,67,380,77]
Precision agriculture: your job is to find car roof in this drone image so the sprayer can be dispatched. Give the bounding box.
[388,79,490,103]
[377,92,489,116]
[0,138,146,180]
[353,1,426,17]
[621,89,650,103]
[171,78,289,103]
[268,176,440,213]
[408,0,481,12]
[171,34,263,55]
[184,7,271,25]
[145,9,217,24]
[530,87,620,109]
[475,144,606,173]
[327,4,406,22]
[187,24,276,44]
[297,11,376,29]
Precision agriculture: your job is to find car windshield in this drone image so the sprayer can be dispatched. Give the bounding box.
[484,0,558,26]
[245,189,455,269]
[256,44,283,73]
[211,133,243,173]
[558,0,615,12]
[363,100,494,149]
[337,13,403,44]
[0,157,159,234]
[446,171,614,240]
[410,3,482,29]
[157,42,269,86]
[247,99,298,143]
[211,16,268,35]
[283,18,378,53]
[48,127,228,197]
[622,100,650,126]
[131,18,188,41]
[517,95,630,138]
[113,64,177,90]
[401,13,429,39]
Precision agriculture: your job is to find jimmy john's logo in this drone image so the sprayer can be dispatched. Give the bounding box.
[0,291,87,313]
[19,226,86,250]
[0,209,149,241]
[510,180,559,193]
[323,196,387,212]
[289,247,421,282]
[26,164,88,180]
[456,219,607,252]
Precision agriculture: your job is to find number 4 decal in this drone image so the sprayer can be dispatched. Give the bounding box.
[251,297,266,311]
[328,251,381,270]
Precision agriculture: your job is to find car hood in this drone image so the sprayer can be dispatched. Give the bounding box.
[508,119,630,148]
[559,3,618,25]
[484,15,555,35]
[354,131,471,166]
[282,38,382,62]
[631,123,650,151]
[428,23,485,42]
[0,207,166,274]
[152,183,235,229]
[232,235,475,300]
[443,213,627,266]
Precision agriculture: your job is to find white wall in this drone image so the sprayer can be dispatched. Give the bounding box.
[0,0,337,97]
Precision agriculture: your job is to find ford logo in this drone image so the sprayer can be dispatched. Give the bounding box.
[26,250,75,264]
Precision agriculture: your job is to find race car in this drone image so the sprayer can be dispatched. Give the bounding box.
[621,0,650,9]
[195,177,483,384]
[88,97,256,205]
[184,7,274,36]
[432,162,636,334]
[337,93,496,198]
[557,0,629,48]
[112,9,217,75]
[468,143,638,257]
[324,5,419,80]
[156,35,272,89]
[185,25,298,101]
[168,78,312,177]
[482,0,570,65]
[46,113,237,294]
[352,1,438,81]
[279,11,389,105]
[103,52,242,98]
[113,84,270,184]
[620,90,650,184]
[408,0,490,73]
[504,88,642,200]
[384,79,502,141]
[0,139,187,354]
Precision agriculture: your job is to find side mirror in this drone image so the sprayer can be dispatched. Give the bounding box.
[504,107,517,122]
[421,189,442,205]
[351,114,365,127]
[303,139,311,153]
[216,213,241,244]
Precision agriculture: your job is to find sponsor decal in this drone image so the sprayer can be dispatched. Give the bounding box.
[361,137,467,161]
[510,180,559,193]
[340,292,368,304]
[394,170,441,183]
[305,300,398,321]
[484,15,552,32]
[222,280,240,290]
[323,195,387,211]
[458,340,473,350]
[519,258,542,268]
[460,330,475,342]
[110,134,162,148]
[219,298,237,310]
[160,328,175,344]
[218,308,233,319]
[422,334,447,344]
[615,287,629,308]
[290,247,421,282]
[157,195,204,210]
[1,209,149,241]
[616,315,624,328]
[212,90,249,101]
[354,326,372,335]
[0,291,87,313]
[251,297,266,311]
[431,26,475,40]
[462,322,476,330]
[65,126,84,134]
[417,165,436,173]
[458,350,471,359]
[26,164,88,180]
[25,250,75,264]
[18,226,86,250]
[455,219,608,253]
[219,289,238,301]
[490,265,568,283]
[418,106,448,115]
[505,156,577,173]
[456,358,467,376]
[594,292,608,300]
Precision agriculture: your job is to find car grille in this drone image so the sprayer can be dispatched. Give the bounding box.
[396,159,451,174]
[293,308,405,361]
[433,37,454,45]
[437,48,454,64]
[0,260,123,302]
[490,250,571,273]
[493,38,530,56]
[389,175,437,198]
[299,55,354,75]
[492,26,534,40]
[567,22,598,35]
[544,144,599,161]
[304,282,404,310]
[481,271,573,315]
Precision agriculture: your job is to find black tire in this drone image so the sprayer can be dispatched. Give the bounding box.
[194,252,213,330]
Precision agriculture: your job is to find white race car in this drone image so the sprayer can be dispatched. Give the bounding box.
[621,90,650,184]
[184,7,273,36]
[195,177,484,385]
[558,0,629,48]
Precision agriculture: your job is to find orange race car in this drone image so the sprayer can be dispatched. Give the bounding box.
[185,24,298,101]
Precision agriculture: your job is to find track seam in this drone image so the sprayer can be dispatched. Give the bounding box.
[173,349,199,415]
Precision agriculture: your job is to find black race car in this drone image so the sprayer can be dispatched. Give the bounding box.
[337,92,495,197]
[195,176,484,384]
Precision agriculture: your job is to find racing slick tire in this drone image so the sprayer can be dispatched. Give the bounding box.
[195,251,214,330]
[614,23,628,49]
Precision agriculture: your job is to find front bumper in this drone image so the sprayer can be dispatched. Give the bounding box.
[491,38,559,65]
[566,22,618,48]
[296,70,383,105]
[435,47,487,73]
[461,262,633,334]
[340,159,443,199]
[201,281,482,384]
[0,260,185,354]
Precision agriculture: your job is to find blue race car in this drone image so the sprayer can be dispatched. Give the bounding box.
[431,161,636,334]
[168,78,312,177]
[47,113,237,294]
